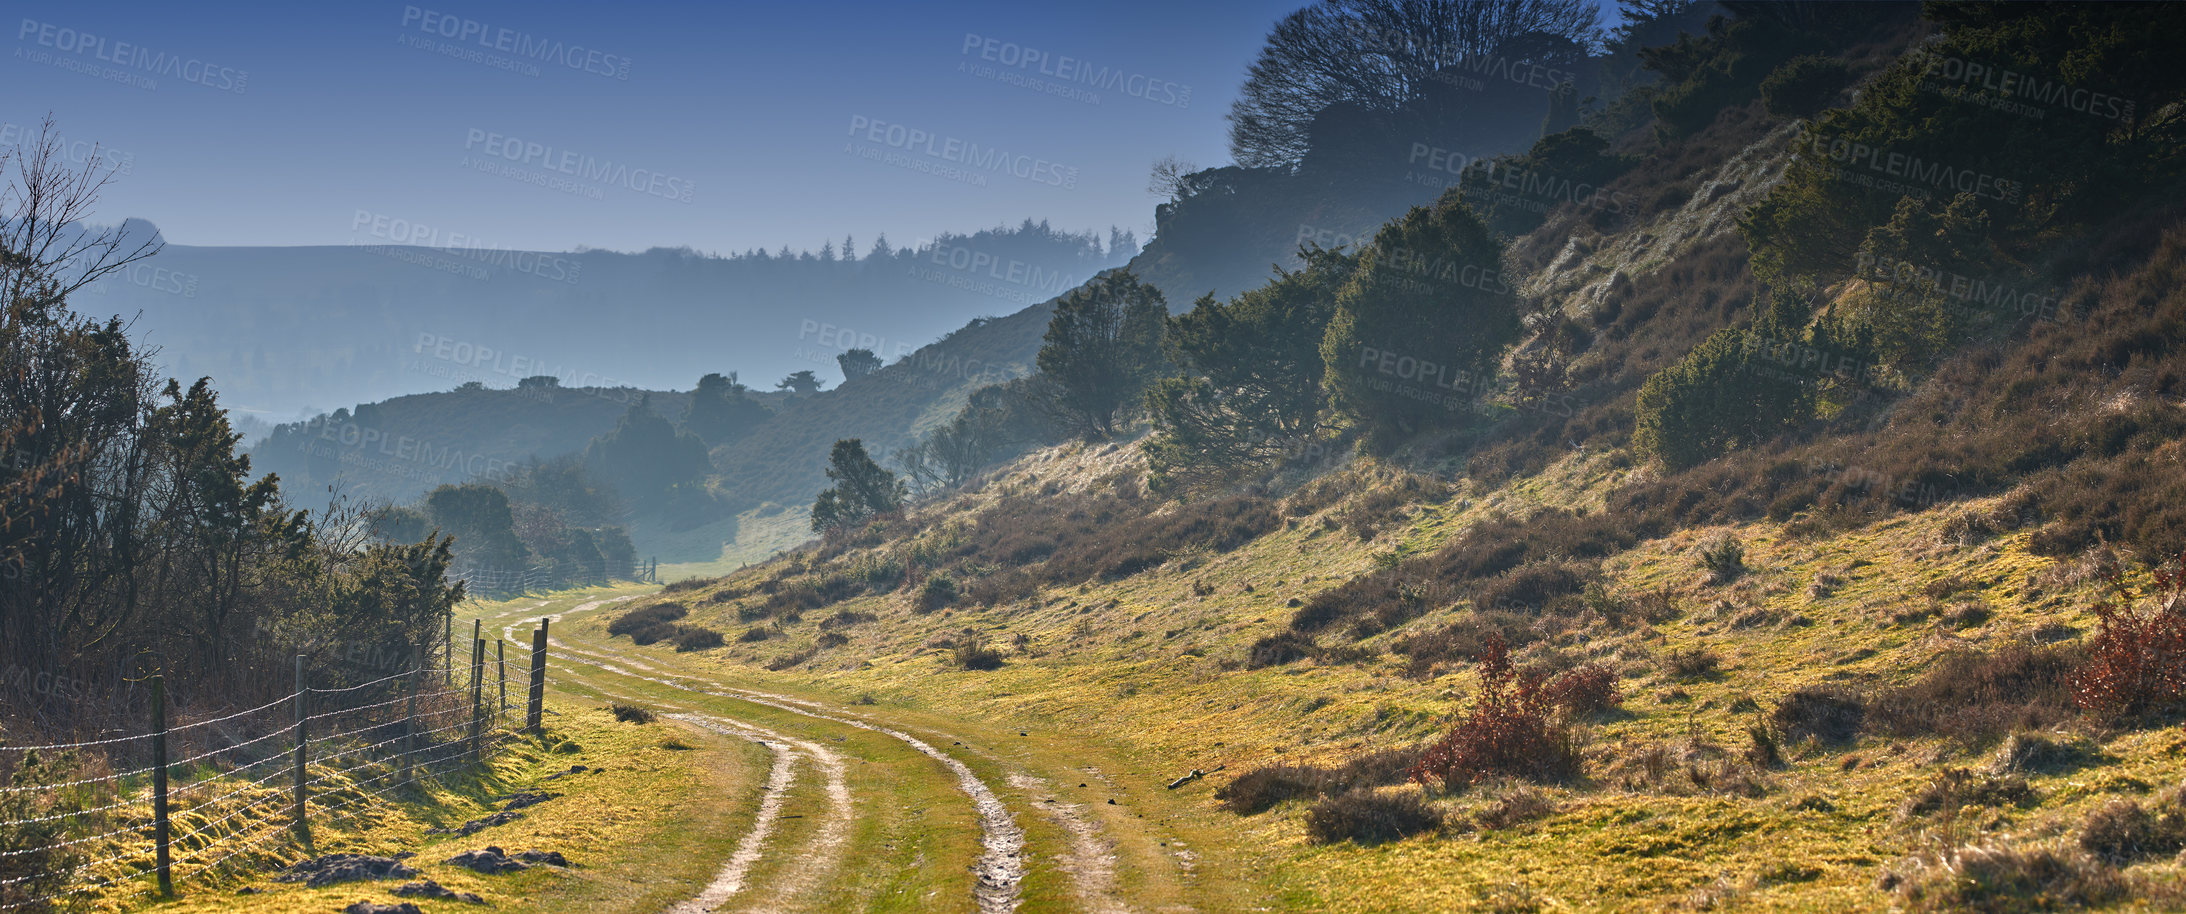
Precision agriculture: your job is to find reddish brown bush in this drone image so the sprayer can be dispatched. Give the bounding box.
[1408,635,1582,789]
[2070,553,2186,718]
[1542,663,1621,715]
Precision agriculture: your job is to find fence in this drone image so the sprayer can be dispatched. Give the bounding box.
[0,618,555,912]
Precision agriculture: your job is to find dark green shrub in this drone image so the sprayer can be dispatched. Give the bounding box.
[1761,55,1852,118]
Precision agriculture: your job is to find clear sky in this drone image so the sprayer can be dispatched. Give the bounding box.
[9,0,1328,255]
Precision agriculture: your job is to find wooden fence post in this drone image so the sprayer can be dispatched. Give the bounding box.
[526,619,549,732]
[150,672,172,898]
[496,640,508,725]
[291,654,311,849]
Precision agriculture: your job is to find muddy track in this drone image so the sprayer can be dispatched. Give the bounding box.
[665,713,854,914]
[513,609,1027,913]
[506,594,1208,914]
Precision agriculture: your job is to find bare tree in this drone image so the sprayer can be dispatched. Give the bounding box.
[1148,155,1200,200]
[1226,0,1602,169]
[0,115,162,308]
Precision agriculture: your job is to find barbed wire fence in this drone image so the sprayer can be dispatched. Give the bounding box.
[0,617,557,913]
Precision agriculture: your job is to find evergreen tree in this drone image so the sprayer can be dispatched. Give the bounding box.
[1320,203,1522,441]
[810,438,904,534]
[1036,270,1169,439]
[836,348,883,383]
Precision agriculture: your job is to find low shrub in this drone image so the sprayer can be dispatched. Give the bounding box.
[1989,731,2091,775]
[1772,687,1865,744]
[1474,787,1558,830]
[672,625,724,652]
[816,631,850,649]
[609,704,655,724]
[953,637,1004,671]
[1392,611,1541,679]
[1868,641,2079,742]
[737,626,776,643]
[1542,663,1621,715]
[1248,631,1319,669]
[2069,558,2186,718]
[1217,764,1327,815]
[1303,790,1441,845]
[916,573,958,613]
[1886,841,2124,913]
[608,602,689,644]
[1697,532,1746,584]
[1409,636,1582,789]
[1900,767,2034,820]
[2080,793,2186,865]
[1217,746,1424,816]
[661,575,719,593]
[1659,646,1722,681]
[818,610,874,630]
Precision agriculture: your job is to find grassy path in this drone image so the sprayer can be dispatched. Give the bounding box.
[464,584,1281,913]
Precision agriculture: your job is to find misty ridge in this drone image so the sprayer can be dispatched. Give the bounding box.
[81,217,1137,421]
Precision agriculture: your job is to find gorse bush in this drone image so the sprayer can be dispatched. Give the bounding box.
[1696,531,1747,584]
[608,602,690,645]
[672,625,725,652]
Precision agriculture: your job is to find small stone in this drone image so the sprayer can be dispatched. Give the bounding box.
[343,903,423,914]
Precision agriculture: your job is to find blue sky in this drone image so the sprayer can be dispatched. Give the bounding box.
[11,1,1618,257]
[8,0,1315,255]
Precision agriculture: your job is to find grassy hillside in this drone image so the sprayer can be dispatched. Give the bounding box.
[556,4,2186,909]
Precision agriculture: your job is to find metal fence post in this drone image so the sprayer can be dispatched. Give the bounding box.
[526,618,549,732]
[291,654,311,849]
[398,647,420,782]
[467,636,485,761]
[150,673,172,898]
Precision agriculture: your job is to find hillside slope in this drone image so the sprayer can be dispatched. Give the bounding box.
[566,4,2186,910]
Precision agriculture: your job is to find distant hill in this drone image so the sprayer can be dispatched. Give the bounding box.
[247,381,772,508]
[85,220,1132,420]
